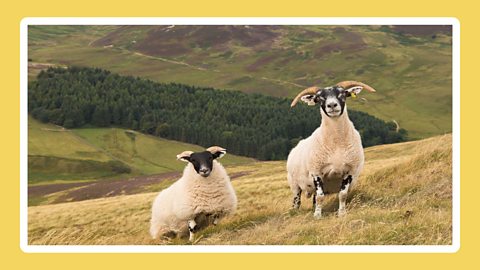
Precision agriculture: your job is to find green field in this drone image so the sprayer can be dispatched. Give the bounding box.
[28,116,110,161]
[72,128,255,175]
[28,116,254,184]
[28,25,452,138]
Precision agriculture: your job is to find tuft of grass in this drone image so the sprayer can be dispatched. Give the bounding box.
[28,134,452,245]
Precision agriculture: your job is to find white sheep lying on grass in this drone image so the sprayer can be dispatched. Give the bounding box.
[150,146,237,242]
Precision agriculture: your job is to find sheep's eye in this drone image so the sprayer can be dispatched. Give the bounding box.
[316,96,325,103]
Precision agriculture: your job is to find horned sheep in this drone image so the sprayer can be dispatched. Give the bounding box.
[287,81,376,219]
[150,146,237,242]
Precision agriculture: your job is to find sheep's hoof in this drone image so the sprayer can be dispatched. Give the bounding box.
[313,211,322,220]
[338,209,347,217]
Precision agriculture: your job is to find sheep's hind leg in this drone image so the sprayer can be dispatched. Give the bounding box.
[187,219,197,242]
[212,213,221,226]
[292,187,302,209]
[338,175,353,217]
[313,176,325,219]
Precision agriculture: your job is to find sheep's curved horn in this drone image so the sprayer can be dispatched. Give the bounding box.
[290,86,322,107]
[177,151,194,161]
[206,146,226,154]
[336,81,376,93]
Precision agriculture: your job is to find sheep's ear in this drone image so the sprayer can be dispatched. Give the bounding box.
[344,86,363,97]
[213,150,226,159]
[177,151,193,162]
[207,146,227,159]
[300,94,318,106]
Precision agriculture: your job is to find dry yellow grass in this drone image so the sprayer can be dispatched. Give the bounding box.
[28,134,452,245]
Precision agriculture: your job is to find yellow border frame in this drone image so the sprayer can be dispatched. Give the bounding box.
[2,0,475,268]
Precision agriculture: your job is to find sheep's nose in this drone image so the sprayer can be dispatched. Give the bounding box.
[199,168,211,177]
[199,168,210,174]
[327,102,338,108]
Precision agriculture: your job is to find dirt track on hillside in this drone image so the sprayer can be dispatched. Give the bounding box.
[29,172,180,204]
[29,171,251,204]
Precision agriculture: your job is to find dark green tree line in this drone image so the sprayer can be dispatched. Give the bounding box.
[28,66,408,160]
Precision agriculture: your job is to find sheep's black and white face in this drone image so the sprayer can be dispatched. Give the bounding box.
[300,86,363,118]
[177,149,226,177]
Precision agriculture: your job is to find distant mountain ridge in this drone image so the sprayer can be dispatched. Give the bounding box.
[28,25,453,138]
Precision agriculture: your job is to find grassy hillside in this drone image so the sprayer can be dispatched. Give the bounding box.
[28,116,120,183]
[28,134,452,245]
[72,128,255,174]
[28,117,254,185]
[29,116,110,161]
[28,25,452,139]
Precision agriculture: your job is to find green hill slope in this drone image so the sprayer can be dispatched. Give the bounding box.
[72,128,254,175]
[28,117,254,184]
[28,134,452,245]
[28,116,120,183]
[28,25,452,138]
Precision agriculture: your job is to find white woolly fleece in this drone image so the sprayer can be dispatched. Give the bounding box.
[150,160,237,239]
[287,107,364,196]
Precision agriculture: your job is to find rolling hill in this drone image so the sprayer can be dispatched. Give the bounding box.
[28,134,452,245]
[28,25,453,139]
[28,116,254,186]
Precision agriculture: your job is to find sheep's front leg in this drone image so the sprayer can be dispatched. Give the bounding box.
[338,175,353,217]
[292,187,302,209]
[188,219,197,242]
[313,176,325,219]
